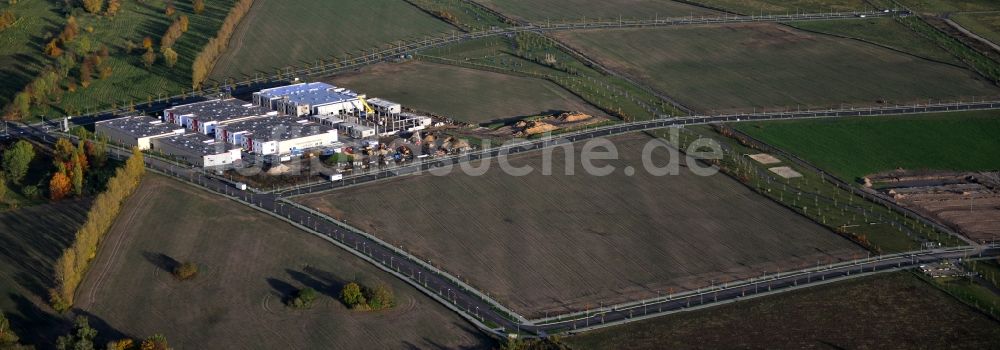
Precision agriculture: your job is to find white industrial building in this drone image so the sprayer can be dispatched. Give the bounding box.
[151,133,242,168]
[367,98,402,114]
[95,116,185,150]
[338,122,376,138]
[253,82,366,117]
[164,99,274,136]
[216,117,340,156]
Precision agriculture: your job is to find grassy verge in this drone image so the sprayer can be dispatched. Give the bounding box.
[917,270,1000,320]
[405,0,511,31]
[787,18,964,65]
[952,12,1000,47]
[896,0,1000,14]
[564,272,1000,349]
[897,15,1000,83]
[422,33,680,120]
[680,0,869,15]
[475,0,717,22]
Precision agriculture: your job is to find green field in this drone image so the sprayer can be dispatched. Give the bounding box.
[789,18,964,65]
[329,60,607,123]
[898,0,1000,14]
[953,12,1000,47]
[687,0,868,14]
[556,23,1000,113]
[71,174,491,349]
[0,0,236,118]
[477,0,717,22]
[0,198,91,345]
[564,273,1000,349]
[734,111,1000,181]
[208,0,454,81]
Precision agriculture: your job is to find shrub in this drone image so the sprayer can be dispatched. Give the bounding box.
[288,287,317,309]
[172,262,198,280]
[340,282,366,309]
[21,185,39,199]
[365,283,394,311]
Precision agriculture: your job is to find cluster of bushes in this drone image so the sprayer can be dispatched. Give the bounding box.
[287,287,318,309]
[0,312,24,349]
[2,312,170,350]
[192,0,254,88]
[339,282,394,311]
[0,138,108,207]
[50,148,144,311]
[59,316,169,350]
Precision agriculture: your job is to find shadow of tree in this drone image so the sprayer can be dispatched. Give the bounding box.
[141,251,179,273]
[265,277,297,304]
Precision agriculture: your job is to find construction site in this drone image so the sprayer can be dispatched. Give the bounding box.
[869,170,1000,244]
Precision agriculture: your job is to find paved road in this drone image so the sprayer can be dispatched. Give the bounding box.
[277,99,1000,198]
[11,121,1000,338]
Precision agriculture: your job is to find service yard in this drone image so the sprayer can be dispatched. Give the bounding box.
[330,61,608,124]
[73,175,491,349]
[296,134,863,317]
[564,273,1000,349]
[555,23,1000,113]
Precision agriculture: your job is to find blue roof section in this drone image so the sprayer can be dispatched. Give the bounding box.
[256,82,358,106]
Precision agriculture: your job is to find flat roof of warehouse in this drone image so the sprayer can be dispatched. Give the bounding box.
[223,116,336,141]
[256,82,359,106]
[156,133,240,155]
[166,98,270,122]
[97,116,185,138]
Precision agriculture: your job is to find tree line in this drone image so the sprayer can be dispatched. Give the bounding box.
[158,15,188,68]
[192,0,254,89]
[2,312,172,350]
[50,147,144,312]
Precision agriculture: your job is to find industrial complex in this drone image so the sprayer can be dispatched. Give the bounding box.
[95,82,426,168]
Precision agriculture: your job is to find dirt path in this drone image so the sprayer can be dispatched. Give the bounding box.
[943,18,1000,55]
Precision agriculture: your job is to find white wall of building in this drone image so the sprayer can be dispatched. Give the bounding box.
[202,149,242,168]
